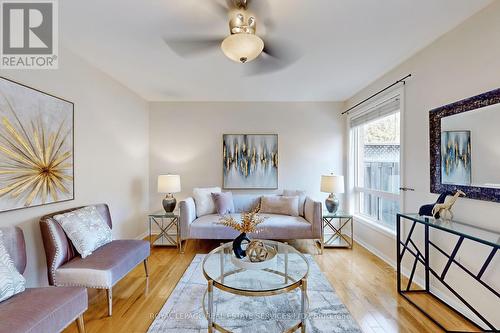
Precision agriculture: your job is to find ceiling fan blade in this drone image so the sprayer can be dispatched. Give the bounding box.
[244,38,302,76]
[163,37,222,57]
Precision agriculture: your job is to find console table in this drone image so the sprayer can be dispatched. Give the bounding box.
[397,213,499,332]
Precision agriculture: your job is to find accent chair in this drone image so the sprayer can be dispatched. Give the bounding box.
[0,226,88,333]
[39,203,150,316]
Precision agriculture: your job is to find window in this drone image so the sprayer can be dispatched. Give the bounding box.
[350,98,401,230]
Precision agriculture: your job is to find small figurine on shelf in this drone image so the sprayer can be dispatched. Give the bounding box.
[419,191,452,218]
[431,190,466,221]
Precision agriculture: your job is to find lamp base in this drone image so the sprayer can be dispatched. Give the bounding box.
[325,194,339,214]
[162,194,176,213]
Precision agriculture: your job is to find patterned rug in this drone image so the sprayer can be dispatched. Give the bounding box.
[148,254,361,333]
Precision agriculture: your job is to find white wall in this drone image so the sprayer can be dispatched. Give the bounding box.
[346,1,500,327]
[149,102,344,212]
[0,47,150,286]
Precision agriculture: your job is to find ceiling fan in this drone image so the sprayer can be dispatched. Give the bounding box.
[164,0,301,75]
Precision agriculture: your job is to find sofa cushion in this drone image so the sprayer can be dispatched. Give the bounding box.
[193,187,221,217]
[190,213,313,240]
[260,196,299,216]
[54,239,149,288]
[0,230,25,303]
[0,286,87,333]
[54,206,112,258]
[233,194,262,213]
[283,190,306,216]
[211,192,235,215]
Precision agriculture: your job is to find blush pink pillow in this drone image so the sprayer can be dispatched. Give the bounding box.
[211,192,235,215]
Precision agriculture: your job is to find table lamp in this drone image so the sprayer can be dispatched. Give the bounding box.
[158,174,181,213]
[321,174,345,214]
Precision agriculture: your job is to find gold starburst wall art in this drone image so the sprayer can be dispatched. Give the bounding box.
[0,77,74,213]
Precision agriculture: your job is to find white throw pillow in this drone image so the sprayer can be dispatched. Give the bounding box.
[54,206,112,258]
[0,230,26,303]
[193,187,221,217]
[283,190,307,216]
[260,196,299,217]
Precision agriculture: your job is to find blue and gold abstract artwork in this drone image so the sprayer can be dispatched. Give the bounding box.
[223,134,278,189]
[441,131,471,186]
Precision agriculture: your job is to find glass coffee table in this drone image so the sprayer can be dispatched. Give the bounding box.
[202,240,309,333]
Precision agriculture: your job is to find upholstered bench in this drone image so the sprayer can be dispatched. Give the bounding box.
[0,227,87,333]
[40,204,150,316]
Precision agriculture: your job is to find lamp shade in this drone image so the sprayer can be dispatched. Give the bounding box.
[221,33,264,64]
[320,174,345,194]
[158,175,181,193]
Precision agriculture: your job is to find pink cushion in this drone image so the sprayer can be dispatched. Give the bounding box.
[211,192,235,215]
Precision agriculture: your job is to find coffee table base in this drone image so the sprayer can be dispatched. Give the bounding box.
[202,277,308,333]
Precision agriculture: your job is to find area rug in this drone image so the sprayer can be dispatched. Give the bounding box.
[148,254,361,332]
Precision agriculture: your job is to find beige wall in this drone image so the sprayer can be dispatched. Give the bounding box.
[0,47,150,286]
[149,102,344,212]
[346,1,500,327]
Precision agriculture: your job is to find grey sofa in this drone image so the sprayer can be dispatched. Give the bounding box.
[0,227,88,333]
[179,194,323,250]
[39,204,150,317]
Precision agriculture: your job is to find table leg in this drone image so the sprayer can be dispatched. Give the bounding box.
[175,217,182,253]
[424,224,430,292]
[161,217,164,245]
[350,216,354,248]
[284,242,288,284]
[148,217,152,246]
[301,278,307,333]
[396,214,401,292]
[208,280,213,333]
[321,217,325,249]
[219,243,224,283]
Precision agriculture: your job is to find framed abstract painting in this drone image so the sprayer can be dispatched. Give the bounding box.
[0,77,74,213]
[440,131,471,186]
[223,134,278,189]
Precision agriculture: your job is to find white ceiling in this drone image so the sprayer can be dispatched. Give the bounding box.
[60,0,492,102]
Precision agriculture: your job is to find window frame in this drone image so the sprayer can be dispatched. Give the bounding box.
[347,89,404,234]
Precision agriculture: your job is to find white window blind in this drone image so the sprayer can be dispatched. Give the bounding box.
[349,98,400,128]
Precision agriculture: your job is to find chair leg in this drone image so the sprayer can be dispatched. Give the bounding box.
[76,314,85,333]
[143,258,149,277]
[106,288,112,316]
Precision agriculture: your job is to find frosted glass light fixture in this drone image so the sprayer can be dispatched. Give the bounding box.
[221,12,263,63]
[221,33,264,64]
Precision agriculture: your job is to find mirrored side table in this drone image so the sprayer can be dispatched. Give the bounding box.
[322,212,353,249]
[148,211,181,252]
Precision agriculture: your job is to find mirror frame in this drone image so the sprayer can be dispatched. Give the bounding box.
[429,88,500,203]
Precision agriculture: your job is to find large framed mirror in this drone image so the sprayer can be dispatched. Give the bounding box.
[430,88,500,203]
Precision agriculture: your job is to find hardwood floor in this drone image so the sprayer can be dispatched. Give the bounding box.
[63,239,476,333]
